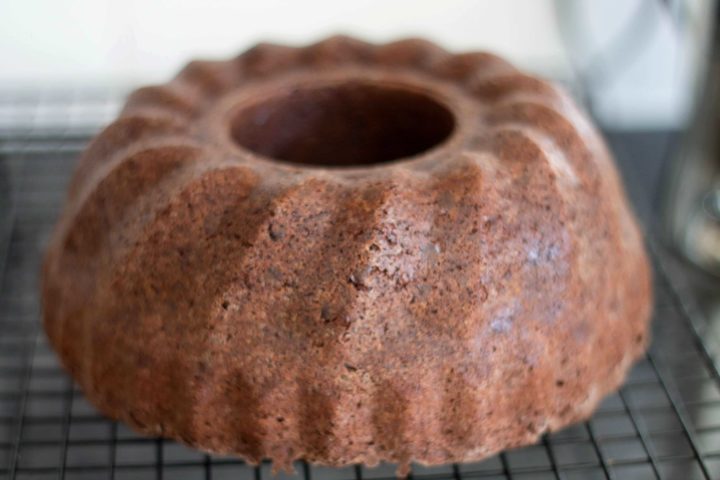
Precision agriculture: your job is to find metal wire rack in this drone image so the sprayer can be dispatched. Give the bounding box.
[1,90,720,480]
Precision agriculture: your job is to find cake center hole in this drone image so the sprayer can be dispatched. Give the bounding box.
[230,81,455,166]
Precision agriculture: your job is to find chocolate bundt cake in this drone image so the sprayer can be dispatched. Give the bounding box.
[42,36,652,472]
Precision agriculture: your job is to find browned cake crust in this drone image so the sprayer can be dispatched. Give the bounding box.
[42,36,652,473]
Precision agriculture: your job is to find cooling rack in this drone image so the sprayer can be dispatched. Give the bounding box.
[1,90,719,480]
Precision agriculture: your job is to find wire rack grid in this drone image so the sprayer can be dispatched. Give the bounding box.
[0,90,720,480]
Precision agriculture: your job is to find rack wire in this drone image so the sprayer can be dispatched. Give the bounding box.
[1,91,719,480]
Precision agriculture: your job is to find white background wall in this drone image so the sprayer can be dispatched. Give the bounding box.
[0,0,711,129]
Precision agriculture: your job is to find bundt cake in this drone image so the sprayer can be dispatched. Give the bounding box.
[42,36,652,473]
